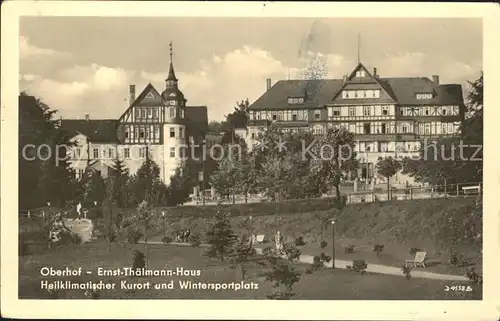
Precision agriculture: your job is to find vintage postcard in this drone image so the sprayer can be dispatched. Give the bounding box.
[2,1,499,320]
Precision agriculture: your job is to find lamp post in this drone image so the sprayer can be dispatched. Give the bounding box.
[248,215,253,245]
[161,211,167,238]
[330,218,337,269]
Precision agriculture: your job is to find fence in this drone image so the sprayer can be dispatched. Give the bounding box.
[344,181,482,204]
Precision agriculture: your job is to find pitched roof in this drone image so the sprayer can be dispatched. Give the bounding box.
[130,83,163,107]
[185,106,208,132]
[249,74,464,110]
[60,119,119,143]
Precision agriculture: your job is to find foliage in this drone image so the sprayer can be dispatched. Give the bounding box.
[161,236,173,245]
[19,235,28,256]
[167,167,193,206]
[131,250,146,271]
[320,240,328,249]
[282,243,301,261]
[376,156,402,201]
[19,93,77,209]
[466,267,482,284]
[409,247,423,256]
[344,244,355,253]
[102,177,121,251]
[264,259,302,300]
[401,73,483,185]
[205,211,237,261]
[189,233,202,248]
[109,157,130,207]
[346,260,367,274]
[126,228,143,244]
[221,99,249,145]
[294,236,306,246]
[373,244,384,256]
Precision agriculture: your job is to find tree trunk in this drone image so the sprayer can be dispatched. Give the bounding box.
[334,184,341,208]
[387,177,390,201]
[245,192,248,204]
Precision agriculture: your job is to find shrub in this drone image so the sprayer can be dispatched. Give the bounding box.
[127,228,143,244]
[311,255,323,271]
[402,265,412,280]
[283,243,301,261]
[347,260,367,274]
[57,230,75,245]
[294,236,306,246]
[262,246,273,256]
[466,267,482,284]
[344,244,355,254]
[189,233,201,247]
[373,244,384,256]
[131,250,146,271]
[448,252,461,266]
[319,252,331,263]
[71,233,83,245]
[409,247,422,256]
[161,236,173,245]
[319,240,328,249]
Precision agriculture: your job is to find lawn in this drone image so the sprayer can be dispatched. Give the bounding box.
[19,242,481,300]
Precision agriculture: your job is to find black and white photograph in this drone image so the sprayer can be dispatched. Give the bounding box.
[2,1,499,320]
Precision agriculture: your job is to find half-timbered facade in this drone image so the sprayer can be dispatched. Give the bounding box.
[61,46,208,185]
[243,62,465,186]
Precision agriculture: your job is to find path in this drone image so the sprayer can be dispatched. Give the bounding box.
[139,241,470,282]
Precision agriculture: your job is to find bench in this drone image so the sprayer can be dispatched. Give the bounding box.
[462,185,481,196]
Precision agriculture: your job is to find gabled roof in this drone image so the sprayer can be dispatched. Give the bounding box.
[249,79,343,110]
[130,83,163,107]
[248,67,464,110]
[60,119,119,143]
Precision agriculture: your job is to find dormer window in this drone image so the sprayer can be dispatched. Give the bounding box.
[287,97,304,104]
[416,93,433,100]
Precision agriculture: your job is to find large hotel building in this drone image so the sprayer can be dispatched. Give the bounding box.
[60,46,208,185]
[241,62,465,185]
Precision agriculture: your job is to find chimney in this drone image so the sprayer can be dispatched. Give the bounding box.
[432,75,440,84]
[129,84,136,104]
[373,67,377,76]
[85,114,90,121]
[266,78,272,91]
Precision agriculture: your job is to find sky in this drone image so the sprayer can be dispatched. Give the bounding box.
[19,17,482,122]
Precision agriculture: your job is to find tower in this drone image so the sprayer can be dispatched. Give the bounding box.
[161,41,187,183]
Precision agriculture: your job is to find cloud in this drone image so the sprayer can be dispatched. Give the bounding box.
[20,36,72,60]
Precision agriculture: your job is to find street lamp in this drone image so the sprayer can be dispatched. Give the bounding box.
[161,211,167,238]
[330,218,337,269]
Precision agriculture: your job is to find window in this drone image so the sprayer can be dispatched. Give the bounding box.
[349,123,355,133]
[314,111,321,120]
[365,90,374,98]
[400,108,404,116]
[363,123,371,134]
[425,123,431,135]
[348,107,356,117]
[135,109,140,119]
[363,106,371,116]
[170,100,177,105]
[170,147,175,158]
[442,107,447,116]
[448,123,453,133]
[424,107,430,116]
[251,133,255,139]
[288,97,304,104]
[179,128,184,139]
[93,148,99,159]
[401,124,409,133]
[139,128,145,139]
[152,108,158,118]
[441,123,447,134]
[125,129,129,139]
[356,70,366,77]
[154,126,160,140]
[380,142,388,152]
[73,148,80,159]
[313,125,324,135]
[342,91,348,99]
[292,114,297,121]
[108,148,114,159]
[170,128,175,138]
[78,169,85,179]
[348,91,356,99]
[180,109,184,118]
[169,108,175,118]
[272,114,277,121]
[381,123,387,134]
[124,148,130,159]
[416,93,433,100]
[147,108,152,118]
[141,108,146,118]
[357,90,365,99]
[382,106,389,116]
[374,90,380,98]
[139,147,146,158]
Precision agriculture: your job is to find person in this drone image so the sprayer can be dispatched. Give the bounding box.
[184,229,191,243]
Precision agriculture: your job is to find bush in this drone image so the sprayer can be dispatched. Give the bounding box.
[294,236,306,246]
[373,244,384,256]
[189,233,201,247]
[409,247,422,256]
[466,267,482,284]
[319,252,331,263]
[161,236,173,245]
[283,243,301,261]
[127,228,143,244]
[72,233,83,245]
[131,250,146,271]
[320,240,328,249]
[347,260,367,274]
[344,244,355,253]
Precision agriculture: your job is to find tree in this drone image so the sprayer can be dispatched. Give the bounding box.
[136,200,154,267]
[376,156,402,201]
[82,169,106,207]
[309,128,358,206]
[264,258,302,300]
[208,120,226,133]
[205,210,237,261]
[102,177,121,252]
[209,156,241,204]
[221,99,249,145]
[132,148,161,204]
[109,156,129,207]
[401,73,483,185]
[19,93,76,208]
[167,167,193,206]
